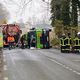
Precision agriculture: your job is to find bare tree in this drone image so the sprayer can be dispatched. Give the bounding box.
[3,0,32,19]
[0,3,9,21]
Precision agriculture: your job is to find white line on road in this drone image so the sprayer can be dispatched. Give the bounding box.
[68,68,73,71]
[3,58,6,62]
[4,77,8,80]
[65,66,70,69]
[73,60,80,62]
[3,55,6,58]
[4,65,8,70]
[75,72,80,75]
[38,50,80,76]
[49,58,80,76]
[72,70,80,75]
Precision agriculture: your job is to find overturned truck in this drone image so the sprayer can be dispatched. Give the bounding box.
[23,28,52,49]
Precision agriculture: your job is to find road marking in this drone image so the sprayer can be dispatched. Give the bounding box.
[62,64,66,67]
[72,70,80,75]
[73,60,80,62]
[49,58,80,76]
[69,68,73,71]
[75,72,80,75]
[4,65,7,70]
[38,50,80,76]
[3,58,6,62]
[3,55,6,57]
[4,77,8,80]
[65,66,69,69]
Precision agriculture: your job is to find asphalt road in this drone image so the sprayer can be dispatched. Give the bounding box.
[3,49,80,80]
[0,49,3,80]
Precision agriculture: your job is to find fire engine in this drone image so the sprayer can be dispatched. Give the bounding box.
[0,24,21,47]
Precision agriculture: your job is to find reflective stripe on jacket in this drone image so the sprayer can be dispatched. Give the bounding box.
[7,36,15,42]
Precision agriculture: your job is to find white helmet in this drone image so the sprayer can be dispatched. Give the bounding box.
[62,34,65,36]
[77,32,80,35]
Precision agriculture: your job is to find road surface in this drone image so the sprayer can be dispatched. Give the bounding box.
[3,49,80,80]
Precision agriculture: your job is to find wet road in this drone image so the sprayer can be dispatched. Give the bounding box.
[3,49,80,80]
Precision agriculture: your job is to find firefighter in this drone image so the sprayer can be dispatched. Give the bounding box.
[60,34,72,53]
[30,35,36,49]
[62,34,66,39]
[73,32,80,53]
[27,32,30,49]
[77,32,80,39]
[7,35,15,50]
[60,34,66,53]
[20,35,25,49]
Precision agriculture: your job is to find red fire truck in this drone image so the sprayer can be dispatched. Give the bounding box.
[0,24,21,47]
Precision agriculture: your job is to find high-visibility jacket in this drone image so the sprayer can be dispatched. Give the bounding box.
[74,37,80,46]
[60,37,71,46]
[7,36,15,42]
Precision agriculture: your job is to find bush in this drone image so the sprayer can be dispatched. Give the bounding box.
[54,20,64,38]
[51,38,60,46]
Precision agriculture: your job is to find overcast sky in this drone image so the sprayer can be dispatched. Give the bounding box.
[0,0,51,24]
